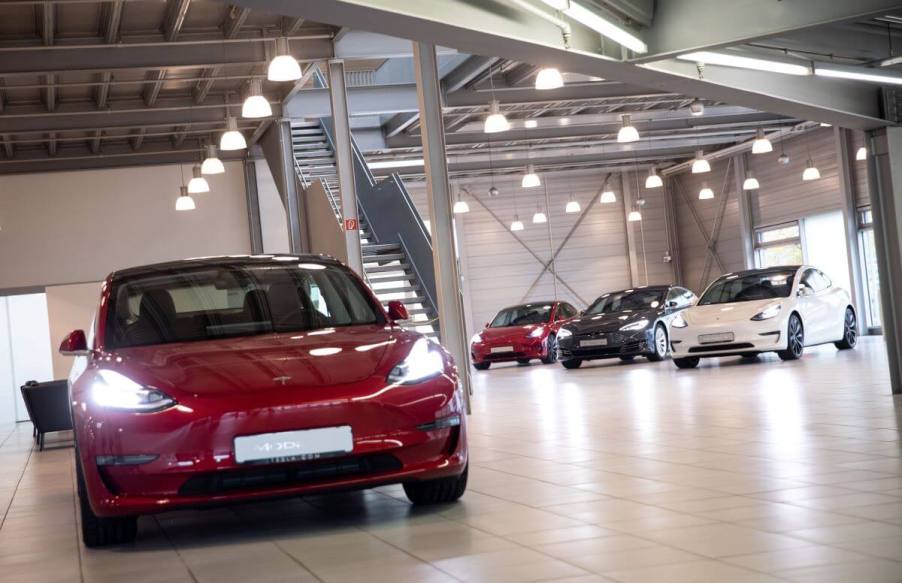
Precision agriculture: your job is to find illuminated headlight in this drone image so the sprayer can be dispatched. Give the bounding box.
[388,338,444,384]
[470,333,484,344]
[557,327,573,339]
[672,313,688,328]
[91,370,175,412]
[751,303,782,321]
[619,319,650,332]
[528,327,545,338]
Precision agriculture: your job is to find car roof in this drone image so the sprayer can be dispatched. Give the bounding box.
[109,254,344,282]
[718,266,803,279]
[594,285,672,297]
[497,301,559,311]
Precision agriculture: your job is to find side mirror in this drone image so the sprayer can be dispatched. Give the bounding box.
[387,300,409,323]
[59,329,90,356]
[798,287,813,297]
[667,300,679,309]
[484,322,490,329]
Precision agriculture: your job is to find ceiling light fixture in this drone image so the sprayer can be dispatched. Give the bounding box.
[453,191,470,214]
[510,216,525,232]
[541,0,648,54]
[698,183,714,200]
[565,197,581,213]
[802,159,821,181]
[532,206,548,224]
[201,144,225,175]
[535,67,564,90]
[645,168,663,189]
[742,171,760,190]
[815,64,902,86]
[241,79,272,118]
[175,186,196,211]
[522,164,541,188]
[220,116,247,151]
[600,188,617,203]
[856,146,867,161]
[617,114,640,143]
[267,37,302,82]
[689,99,705,116]
[691,150,711,174]
[627,210,642,222]
[524,119,538,128]
[187,164,210,194]
[678,51,810,76]
[751,128,773,154]
[484,99,510,134]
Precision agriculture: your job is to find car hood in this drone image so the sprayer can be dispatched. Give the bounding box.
[106,325,415,396]
[684,299,783,324]
[477,324,545,343]
[564,309,660,334]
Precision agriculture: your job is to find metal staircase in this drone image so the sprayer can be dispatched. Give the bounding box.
[290,121,439,339]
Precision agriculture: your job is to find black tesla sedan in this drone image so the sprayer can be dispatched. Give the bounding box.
[556,285,697,369]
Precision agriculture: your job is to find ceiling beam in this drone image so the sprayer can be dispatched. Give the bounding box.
[194,5,251,104]
[144,0,192,106]
[282,16,305,35]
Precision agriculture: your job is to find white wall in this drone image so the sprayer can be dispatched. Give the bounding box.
[0,294,55,422]
[254,158,291,254]
[0,161,252,290]
[45,282,102,379]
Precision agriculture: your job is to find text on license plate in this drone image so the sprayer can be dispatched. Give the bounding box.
[699,332,735,344]
[580,338,608,347]
[491,346,514,353]
[234,426,353,464]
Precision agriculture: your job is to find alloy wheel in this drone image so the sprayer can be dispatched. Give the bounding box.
[655,326,668,357]
[788,315,804,357]
[844,309,857,346]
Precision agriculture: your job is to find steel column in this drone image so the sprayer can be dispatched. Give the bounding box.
[243,158,264,254]
[835,128,867,335]
[326,59,363,276]
[276,120,305,254]
[412,42,472,411]
[662,177,683,286]
[620,173,639,287]
[734,154,756,269]
[865,127,902,395]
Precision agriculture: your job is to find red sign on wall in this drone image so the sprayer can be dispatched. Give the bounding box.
[344,217,359,231]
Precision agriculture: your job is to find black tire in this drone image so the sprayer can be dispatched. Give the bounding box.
[561,359,582,369]
[778,314,804,361]
[674,357,700,369]
[76,454,137,548]
[541,335,558,365]
[517,359,531,366]
[619,355,636,362]
[646,324,668,362]
[835,307,858,350]
[403,465,468,505]
[473,362,490,370]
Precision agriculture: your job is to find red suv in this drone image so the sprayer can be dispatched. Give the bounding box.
[60,256,467,547]
[470,301,579,369]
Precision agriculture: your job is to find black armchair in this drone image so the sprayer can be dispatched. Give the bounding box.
[20,380,72,450]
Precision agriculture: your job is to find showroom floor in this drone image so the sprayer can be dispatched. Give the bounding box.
[2,337,902,583]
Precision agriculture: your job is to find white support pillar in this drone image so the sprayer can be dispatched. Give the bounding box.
[734,153,756,269]
[411,42,472,411]
[621,172,640,287]
[662,177,683,286]
[327,59,363,276]
[835,127,867,335]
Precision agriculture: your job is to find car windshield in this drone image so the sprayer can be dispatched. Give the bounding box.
[585,290,665,315]
[699,269,797,305]
[105,262,382,349]
[490,304,553,327]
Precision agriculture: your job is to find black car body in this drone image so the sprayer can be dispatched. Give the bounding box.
[557,285,696,368]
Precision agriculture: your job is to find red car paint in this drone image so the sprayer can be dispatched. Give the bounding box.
[470,301,571,366]
[65,257,466,518]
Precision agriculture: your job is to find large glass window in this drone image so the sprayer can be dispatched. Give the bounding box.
[858,208,883,329]
[755,222,803,269]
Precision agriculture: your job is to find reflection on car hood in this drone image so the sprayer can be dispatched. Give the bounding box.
[685,299,781,324]
[478,325,545,343]
[564,309,660,334]
[107,325,413,395]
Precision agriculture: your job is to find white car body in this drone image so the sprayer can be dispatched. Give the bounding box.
[670,265,854,362]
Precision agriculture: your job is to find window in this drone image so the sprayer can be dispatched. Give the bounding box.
[490,304,553,327]
[755,222,803,269]
[585,289,666,315]
[666,288,688,308]
[800,269,829,293]
[858,206,882,329]
[699,269,797,305]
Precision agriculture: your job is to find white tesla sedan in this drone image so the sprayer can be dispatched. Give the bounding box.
[669,265,857,369]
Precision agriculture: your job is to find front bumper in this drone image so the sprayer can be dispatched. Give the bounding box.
[670,319,786,357]
[471,337,548,363]
[74,376,467,517]
[557,329,652,360]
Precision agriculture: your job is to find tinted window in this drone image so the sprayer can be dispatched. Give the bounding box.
[699,270,797,305]
[105,262,382,349]
[585,289,666,315]
[490,304,553,327]
[666,288,687,308]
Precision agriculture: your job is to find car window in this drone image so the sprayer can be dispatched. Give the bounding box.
[699,269,797,305]
[818,270,832,289]
[585,289,665,315]
[490,304,553,327]
[666,288,686,308]
[801,269,827,293]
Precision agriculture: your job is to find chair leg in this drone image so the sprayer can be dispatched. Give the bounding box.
[38,433,44,451]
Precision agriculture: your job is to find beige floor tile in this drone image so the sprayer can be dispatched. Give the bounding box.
[643,523,811,558]
[787,521,902,544]
[779,558,902,582]
[605,559,787,583]
[723,544,871,572]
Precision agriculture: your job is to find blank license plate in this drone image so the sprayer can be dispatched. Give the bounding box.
[699,332,735,344]
[234,426,353,464]
[580,338,608,347]
[491,346,514,353]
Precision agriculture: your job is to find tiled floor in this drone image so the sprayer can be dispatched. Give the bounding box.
[3,337,902,582]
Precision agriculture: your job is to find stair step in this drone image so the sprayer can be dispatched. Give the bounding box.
[372,283,421,295]
[364,262,411,274]
[393,296,429,306]
[362,252,405,263]
[362,243,401,253]
[366,272,414,283]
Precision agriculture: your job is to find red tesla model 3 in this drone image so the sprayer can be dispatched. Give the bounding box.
[60,256,467,547]
[469,301,579,369]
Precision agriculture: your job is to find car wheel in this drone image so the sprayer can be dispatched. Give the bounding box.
[473,362,490,371]
[403,465,468,505]
[561,359,582,369]
[778,314,804,361]
[647,324,668,362]
[76,453,137,548]
[673,357,700,369]
[517,359,531,366]
[835,307,857,350]
[541,335,558,364]
[619,355,636,362]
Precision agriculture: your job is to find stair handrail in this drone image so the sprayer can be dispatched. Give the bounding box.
[291,128,342,225]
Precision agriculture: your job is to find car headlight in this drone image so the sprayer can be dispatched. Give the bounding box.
[751,303,782,321]
[91,370,175,412]
[672,313,688,328]
[470,333,483,344]
[388,338,445,385]
[557,327,573,339]
[619,319,650,332]
[528,327,545,338]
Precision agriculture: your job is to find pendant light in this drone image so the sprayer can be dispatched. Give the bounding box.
[484,100,510,134]
[175,186,196,211]
[453,190,470,214]
[267,37,302,82]
[242,79,272,118]
[187,164,210,194]
[698,183,714,200]
[689,99,704,116]
[510,216,525,231]
[751,128,773,154]
[627,209,642,222]
[201,144,225,175]
[220,116,247,151]
[522,164,541,188]
[617,114,640,143]
[802,159,821,181]
[600,186,617,204]
[691,150,711,174]
[535,67,564,90]
[645,168,663,189]
[565,196,580,213]
[742,171,760,190]
[856,146,867,161]
[778,140,790,165]
[532,205,548,224]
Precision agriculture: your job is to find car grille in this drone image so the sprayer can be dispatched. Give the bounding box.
[688,343,755,354]
[178,453,402,496]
